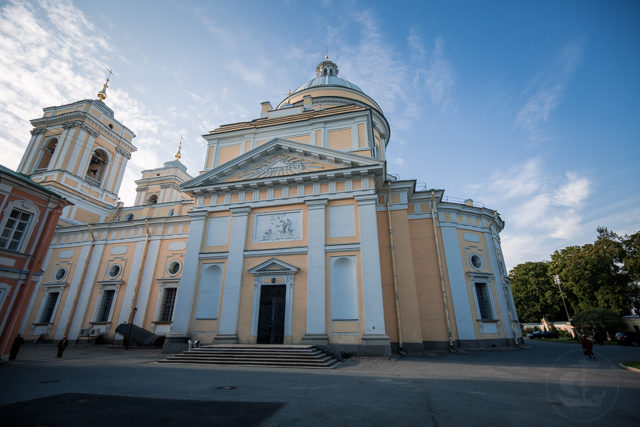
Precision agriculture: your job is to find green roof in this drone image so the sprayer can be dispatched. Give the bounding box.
[0,163,71,202]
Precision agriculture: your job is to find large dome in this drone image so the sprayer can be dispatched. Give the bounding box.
[276,57,384,114]
[292,75,364,95]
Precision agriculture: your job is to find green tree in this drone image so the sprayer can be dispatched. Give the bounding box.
[571,308,625,339]
[549,229,633,315]
[509,261,564,322]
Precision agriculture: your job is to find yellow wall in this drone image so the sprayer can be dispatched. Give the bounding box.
[328,128,352,150]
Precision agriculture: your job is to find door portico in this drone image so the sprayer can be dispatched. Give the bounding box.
[249,258,298,344]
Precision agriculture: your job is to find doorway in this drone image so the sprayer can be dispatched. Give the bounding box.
[257,285,286,344]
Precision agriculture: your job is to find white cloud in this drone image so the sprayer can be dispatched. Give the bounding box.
[516,41,583,141]
[469,157,592,269]
[0,0,195,205]
[424,37,455,111]
[554,172,590,206]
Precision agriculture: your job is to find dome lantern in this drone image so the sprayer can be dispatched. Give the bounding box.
[315,56,339,77]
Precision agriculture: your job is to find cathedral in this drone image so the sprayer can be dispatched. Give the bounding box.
[7,58,522,356]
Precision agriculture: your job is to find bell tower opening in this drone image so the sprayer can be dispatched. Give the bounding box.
[35,138,58,171]
[85,149,109,185]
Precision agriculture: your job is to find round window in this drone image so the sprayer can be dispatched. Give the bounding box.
[470,254,483,270]
[109,264,121,278]
[55,267,66,281]
[168,261,181,276]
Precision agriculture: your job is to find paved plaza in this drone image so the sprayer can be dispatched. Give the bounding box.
[1,341,639,426]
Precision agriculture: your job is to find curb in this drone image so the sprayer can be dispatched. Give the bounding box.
[618,363,640,374]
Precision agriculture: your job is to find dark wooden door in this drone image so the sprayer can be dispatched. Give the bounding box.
[257,285,286,344]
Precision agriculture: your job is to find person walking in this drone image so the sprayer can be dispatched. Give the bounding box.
[581,335,594,360]
[9,333,25,361]
[57,336,69,358]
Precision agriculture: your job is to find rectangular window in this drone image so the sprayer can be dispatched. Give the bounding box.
[39,292,60,323]
[96,289,115,322]
[474,282,494,320]
[158,288,177,322]
[0,209,32,251]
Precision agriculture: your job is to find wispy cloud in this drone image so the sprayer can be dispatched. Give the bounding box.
[516,41,583,142]
[470,157,592,268]
[424,37,455,111]
[0,0,180,204]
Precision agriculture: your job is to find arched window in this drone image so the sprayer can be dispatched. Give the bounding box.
[85,149,109,184]
[125,213,134,222]
[330,256,358,320]
[195,264,223,319]
[147,194,158,205]
[36,139,58,170]
[168,209,174,217]
[329,69,333,76]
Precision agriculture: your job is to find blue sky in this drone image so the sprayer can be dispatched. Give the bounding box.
[0,0,638,269]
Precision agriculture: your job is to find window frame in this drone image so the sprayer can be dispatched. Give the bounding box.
[0,201,40,254]
[36,289,61,324]
[156,287,178,323]
[472,281,496,322]
[92,285,119,324]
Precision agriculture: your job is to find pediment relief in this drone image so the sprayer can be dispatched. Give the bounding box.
[183,138,383,190]
[224,152,339,182]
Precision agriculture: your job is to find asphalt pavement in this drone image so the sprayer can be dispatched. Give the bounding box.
[1,341,639,426]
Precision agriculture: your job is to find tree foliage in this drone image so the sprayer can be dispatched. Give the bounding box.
[509,228,640,322]
[509,261,564,322]
[571,308,625,338]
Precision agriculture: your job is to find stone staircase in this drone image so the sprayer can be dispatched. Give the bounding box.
[159,344,341,369]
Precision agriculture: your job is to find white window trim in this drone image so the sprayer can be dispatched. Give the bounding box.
[0,200,41,254]
[92,283,121,323]
[35,284,65,324]
[154,283,179,323]
[469,275,498,322]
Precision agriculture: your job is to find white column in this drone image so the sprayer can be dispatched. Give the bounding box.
[52,124,78,170]
[216,206,250,342]
[54,244,90,338]
[18,130,45,173]
[75,133,97,177]
[105,151,122,192]
[65,242,106,339]
[356,195,387,338]
[48,125,72,171]
[64,128,87,174]
[167,211,207,337]
[113,156,128,195]
[440,219,475,340]
[303,199,328,343]
[131,238,162,326]
[115,239,146,326]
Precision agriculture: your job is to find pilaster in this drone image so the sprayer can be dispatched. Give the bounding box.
[303,199,328,344]
[355,194,389,345]
[215,206,251,343]
[163,211,206,352]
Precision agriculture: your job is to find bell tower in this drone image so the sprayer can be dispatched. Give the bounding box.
[17,75,137,225]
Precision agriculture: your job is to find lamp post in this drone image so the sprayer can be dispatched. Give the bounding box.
[553,275,575,339]
[553,275,571,321]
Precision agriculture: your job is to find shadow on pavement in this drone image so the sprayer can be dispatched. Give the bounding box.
[1,393,284,427]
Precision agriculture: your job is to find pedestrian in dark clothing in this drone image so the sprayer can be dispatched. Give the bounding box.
[9,333,24,361]
[57,336,69,358]
[581,336,594,359]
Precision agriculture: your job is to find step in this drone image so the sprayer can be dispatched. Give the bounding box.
[159,344,340,369]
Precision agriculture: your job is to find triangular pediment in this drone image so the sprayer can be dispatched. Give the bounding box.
[183,138,383,191]
[248,258,299,275]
